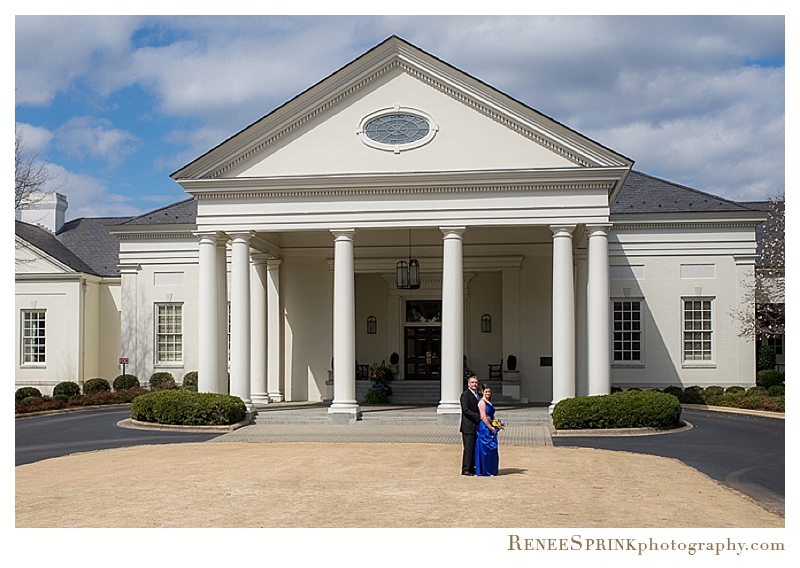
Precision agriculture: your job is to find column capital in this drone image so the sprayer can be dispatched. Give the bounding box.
[267,258,283,269]
[228,230,255,243]
[194,231,228,244]
[549,224,576,237]
[250,252,271,265]
[331,229,356,241]
[585,223,613,236]
[440,226,466,238]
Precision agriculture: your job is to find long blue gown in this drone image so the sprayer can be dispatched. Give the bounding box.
[474,400,499,476]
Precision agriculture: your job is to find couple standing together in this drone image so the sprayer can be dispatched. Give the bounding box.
[460,375,499,476]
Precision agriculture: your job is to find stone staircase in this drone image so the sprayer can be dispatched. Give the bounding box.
[355,379,514,405]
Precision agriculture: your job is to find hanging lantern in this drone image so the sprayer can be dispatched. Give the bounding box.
[396,260,409,289]
[396,230,421,290]
[409,258,420,289]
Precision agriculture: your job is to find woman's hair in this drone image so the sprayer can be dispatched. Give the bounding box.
[480,384,492,398]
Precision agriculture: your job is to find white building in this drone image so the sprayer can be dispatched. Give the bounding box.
[15,37,766,421]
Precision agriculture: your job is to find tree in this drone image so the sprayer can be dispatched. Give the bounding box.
[15,122,54,211]
[731,194,785,339]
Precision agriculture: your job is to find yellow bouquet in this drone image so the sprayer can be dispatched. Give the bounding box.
[491,418,505,431]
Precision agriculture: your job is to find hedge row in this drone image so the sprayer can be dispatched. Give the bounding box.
[662,385,785,412]
[552,390,682,430]
[130,390,246,426]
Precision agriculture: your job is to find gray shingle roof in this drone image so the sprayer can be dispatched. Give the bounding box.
[16,220,100,275]
[56,217,132,277]
[613,171,753,214]
[120,198,197,225]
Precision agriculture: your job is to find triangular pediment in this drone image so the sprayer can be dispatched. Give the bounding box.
[15,236,77,274]
[173,36,632,182]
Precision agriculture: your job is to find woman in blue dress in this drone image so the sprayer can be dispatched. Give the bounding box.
[474,384,499,476]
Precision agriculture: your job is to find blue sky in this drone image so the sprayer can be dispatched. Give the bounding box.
[15,15,785,219]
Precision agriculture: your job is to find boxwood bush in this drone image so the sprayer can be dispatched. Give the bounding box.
[182,371,198,391]
[756,370,784,389]
[83,378,111,395]
[53,381,81,398]
[131,390,246,426]
[15,387,42,401]
[552,390,682,430]
[149,372,176,390]
[113,374,140,391]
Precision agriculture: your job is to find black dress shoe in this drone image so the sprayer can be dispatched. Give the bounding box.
[461,471,475,476]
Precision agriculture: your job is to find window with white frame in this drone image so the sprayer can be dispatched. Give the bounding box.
[156,303,183,363]
[683,299,713,361]
[21,310,46,364]
[612,301,642,362]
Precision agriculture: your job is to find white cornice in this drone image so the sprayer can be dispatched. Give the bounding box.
[180,167,625,200]
[173,38,632,181]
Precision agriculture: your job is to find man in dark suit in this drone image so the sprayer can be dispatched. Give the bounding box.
[460,375,481,476]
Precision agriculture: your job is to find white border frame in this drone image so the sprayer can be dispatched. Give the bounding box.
[356,106,439,154]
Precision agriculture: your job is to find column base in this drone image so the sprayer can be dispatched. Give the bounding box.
[328,403,362,424]
[268,392,284,403]
[251,393,270,404]
[436,402,461,425]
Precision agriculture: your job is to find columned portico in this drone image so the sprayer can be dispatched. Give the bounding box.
[329,229,361,423]
[437,227,465,424]
[229,232,255,414]
[250,254,269,404]
[586,224,612,396]
[550,225,576,409]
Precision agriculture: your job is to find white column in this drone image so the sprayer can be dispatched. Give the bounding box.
[328,229,361,423]
[550,225,576,409]
[229,232,255,414]
[196,232,222,393]
[250,254,269,404]
[574,249,588,397]
[587,224,612,396]
[438,227,465,422]
[216,237,229,394]
[267,259,284,402]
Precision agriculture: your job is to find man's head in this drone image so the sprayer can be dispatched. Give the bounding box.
[468,376,478,392]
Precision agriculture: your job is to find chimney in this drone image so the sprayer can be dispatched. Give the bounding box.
[19,192,68,233]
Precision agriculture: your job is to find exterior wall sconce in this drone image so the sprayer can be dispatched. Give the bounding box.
[481,314,492,333]
[367,315,377,334]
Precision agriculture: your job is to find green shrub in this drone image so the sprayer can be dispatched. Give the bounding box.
[53,381,81,398]
[113,374,140,391]
[21,396,40,405]
[15,387,42,401]
[53,394,70,403]
[703,386,724,397]
[756,370,784,389]
[676,386,704,405]
[768,385,785,396]
[746,386,768,397]
[149,372,176,390]
[363,386,391,405]
[725,386,745,394]
[130,390,246,426]
[83,378,111,395]
[182,371,198,391]
[757,344,776,372]
[662,386,683,397]
[552,390,682,430]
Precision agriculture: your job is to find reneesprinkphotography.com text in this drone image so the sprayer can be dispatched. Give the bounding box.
[507,535,785,556]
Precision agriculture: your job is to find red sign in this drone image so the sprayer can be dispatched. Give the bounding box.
[119,358,129,365]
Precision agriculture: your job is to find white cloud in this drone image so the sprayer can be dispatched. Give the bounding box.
[16,122,54,155]
[15,15,143,105]
[54,117,138,166]
[39,163,145,219]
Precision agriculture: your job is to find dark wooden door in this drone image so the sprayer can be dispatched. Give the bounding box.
[404,326,441,380]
